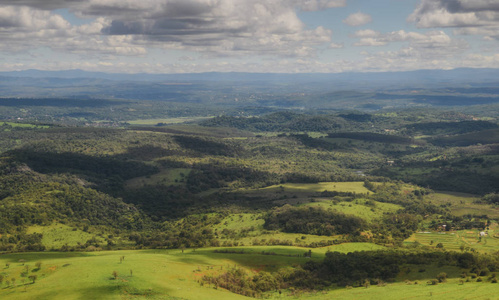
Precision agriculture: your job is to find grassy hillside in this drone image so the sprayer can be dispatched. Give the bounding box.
[1,248,498,300]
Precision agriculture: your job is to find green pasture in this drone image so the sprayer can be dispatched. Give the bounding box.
[0,122,50,130]
[426,192,499,218]
[226,232,341,247]
[0,250,249,300]
[127,117,212,125]
[0,247,497,300]
[125,168,191,188]
[304,279,499,300]
[258,182,370,194]
[214,213,264,232]
[212,213,340,246]
[303,198,402,222]
[26,224,106,249]
[207,243,387,259]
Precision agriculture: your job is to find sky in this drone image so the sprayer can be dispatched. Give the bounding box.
[1,0,499,74]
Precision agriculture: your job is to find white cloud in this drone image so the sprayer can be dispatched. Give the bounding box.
[343,12,372,27]
[352,29,468,53]
[0,6,71,52]
[353,29,380,38]
[0,7,146,56]
[94,0,335,57]
[0,1,343,59]
[409,0,499,40]
[1,0,496,74]
[329,42,344,48]
[354,38,387,47]
[0,6,70,30]
[297,0,347,11]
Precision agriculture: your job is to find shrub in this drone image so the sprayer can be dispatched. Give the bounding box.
[436,272,447,283]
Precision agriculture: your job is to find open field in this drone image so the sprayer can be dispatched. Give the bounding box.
[303,198,403,222]
[26,224,106,249]
[214,213,265,232]
[1,247,497,300]
[1,122,50,129]
[213,213,344,246]
[426,192,499,218]
[126,117,212,126]
[257,182,370,194]
[125,168,191,188]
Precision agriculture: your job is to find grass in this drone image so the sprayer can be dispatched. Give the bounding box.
[212,212,343,246]
[230,232,341,247]
[258,182,370,194]
[26,224,105,249]
[0,122,50,130]
[303,198,402,222]
[214,213,264,232]
[426,192,499,218]
[1,247,497,300]
[304,279,499,300]
[126,117,212,126]
[405,223,499,254]
[0,250,249,300]
[125,168,191,188]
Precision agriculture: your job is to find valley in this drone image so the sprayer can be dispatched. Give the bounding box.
[0,98,498,299]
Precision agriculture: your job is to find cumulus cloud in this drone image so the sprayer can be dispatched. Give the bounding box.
[0,0,342,58]
[0,6,147,56]
[343,12,372,27]
[0,6,71,52]
[409,0,499,40]
[4,0,495,73]
[0,0,82,10]
[89,0,337,57]
[0,6,70,30]
[352,28,468,57]
[297,0,347,11]
[329,42,344,48]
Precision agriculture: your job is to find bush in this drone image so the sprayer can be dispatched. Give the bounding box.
[436,272,447,283]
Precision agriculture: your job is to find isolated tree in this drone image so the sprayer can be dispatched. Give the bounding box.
[35,262,42,269]
[0,274,4,286]
[28,275,37,284]
[112,271,118,280]
[5,262,10,268]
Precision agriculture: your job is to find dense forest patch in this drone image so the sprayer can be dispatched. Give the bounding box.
[263,205,365,236]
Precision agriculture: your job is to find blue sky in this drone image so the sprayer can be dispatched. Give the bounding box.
[1,0,498,74]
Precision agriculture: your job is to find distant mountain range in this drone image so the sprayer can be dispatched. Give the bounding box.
[2,68,499,85]
[1,68,499,106]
